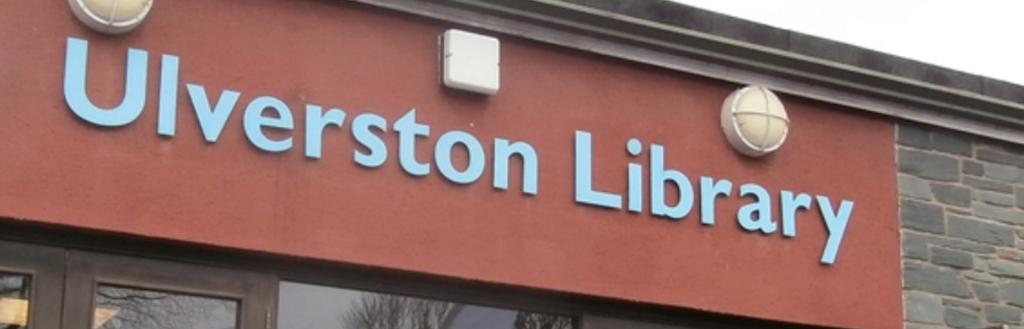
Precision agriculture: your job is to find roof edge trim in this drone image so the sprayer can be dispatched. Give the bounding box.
[354,0,1024,144]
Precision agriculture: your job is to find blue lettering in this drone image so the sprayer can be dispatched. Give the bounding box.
[60,38,867,265]
[394,109,430,176]
[186,84,240,143]
[574,131,622,209]
[157,54,180,136]
[352,113,388,167]
[493,138,539,195]
[650,144,694,220]
[780,190,812,238]
[699,177,732,225]
[817,196,854,265]
[626,138,643,213]
[304,105,347,159]
[243,96,293,152]
[63,37,148,127]
[737,183,777,234]
[435,131,485,184]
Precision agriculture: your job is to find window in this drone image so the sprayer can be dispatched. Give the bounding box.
[0,240,62,329]
[278,281,575,329]
[0,274,30,328]
[0,231,794,329]
[62,251,273,329]
[0,243,273,329]
[92,285,239,329]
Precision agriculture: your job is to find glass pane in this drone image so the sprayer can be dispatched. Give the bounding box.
[94,285,238,329]
[278,281,574,329]
[0,273,30,329]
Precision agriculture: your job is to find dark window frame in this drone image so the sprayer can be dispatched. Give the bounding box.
[0,221,819,329]
[0,239,64,329]
[277,280,579,329]
[61,250,275,329]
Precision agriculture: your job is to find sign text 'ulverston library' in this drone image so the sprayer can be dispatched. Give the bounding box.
[62,37,855,265]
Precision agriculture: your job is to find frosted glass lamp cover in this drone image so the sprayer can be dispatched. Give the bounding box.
[721,86,790,157]
[69,0,153,34]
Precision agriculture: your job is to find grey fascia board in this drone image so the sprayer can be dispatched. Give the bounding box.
[351,0,1024,144]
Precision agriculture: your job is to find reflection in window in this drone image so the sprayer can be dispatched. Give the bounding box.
[0,273,30,329]
[278,281,574,329]
[94,285,238,329]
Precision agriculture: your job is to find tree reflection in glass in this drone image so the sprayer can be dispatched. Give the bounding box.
[279,281,573,329]
[341,294,453,329]
[94,285,238,329]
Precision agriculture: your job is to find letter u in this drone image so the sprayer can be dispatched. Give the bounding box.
[63,37,148,127]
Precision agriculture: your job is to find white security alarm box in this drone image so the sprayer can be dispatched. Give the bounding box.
[442,29,500,95]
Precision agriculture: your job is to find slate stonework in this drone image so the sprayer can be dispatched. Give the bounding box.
[899,123,1024,329]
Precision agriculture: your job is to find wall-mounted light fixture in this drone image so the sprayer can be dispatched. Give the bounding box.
[68,0,153,34]
[441,29,500,95]
[720,85,790,157]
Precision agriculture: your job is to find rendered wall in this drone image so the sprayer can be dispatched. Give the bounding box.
[0,1,902,327]
[899,123,1024,329]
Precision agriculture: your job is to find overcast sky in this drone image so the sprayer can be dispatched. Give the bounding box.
[670,0,1024,86]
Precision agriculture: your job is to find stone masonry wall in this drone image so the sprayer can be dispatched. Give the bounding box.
[899,123,1024,329]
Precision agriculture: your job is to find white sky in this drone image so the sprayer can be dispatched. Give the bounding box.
[669,0,1024,86]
